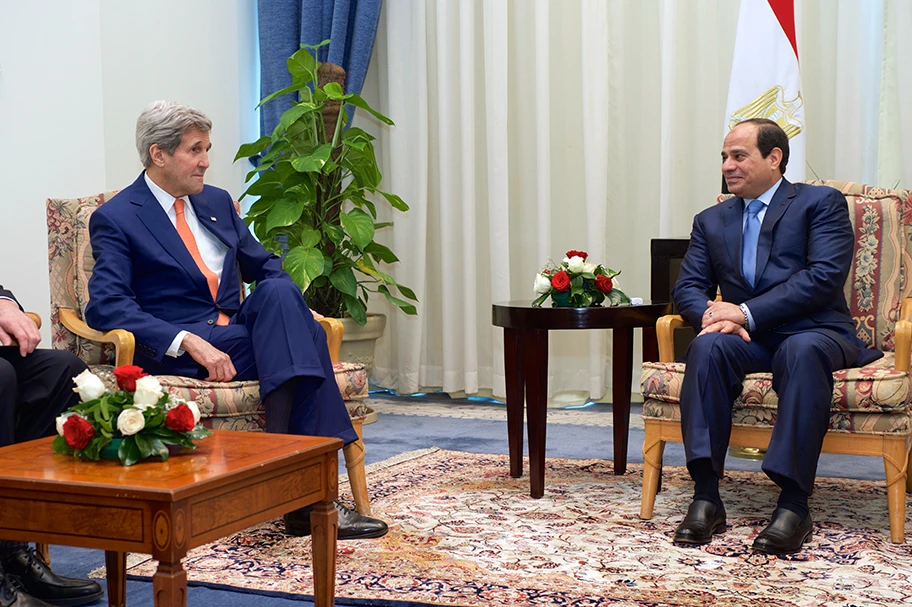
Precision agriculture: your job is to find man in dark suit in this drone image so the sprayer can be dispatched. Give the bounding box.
[85,101,387,540]
[0,287,104,606]
[670,118,880,555]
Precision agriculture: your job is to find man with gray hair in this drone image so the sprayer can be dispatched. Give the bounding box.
[85,101,388,540]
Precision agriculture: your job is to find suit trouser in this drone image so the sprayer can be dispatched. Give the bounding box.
[0,347,87,562]
[679,330,846,496]
[141,278,358,446]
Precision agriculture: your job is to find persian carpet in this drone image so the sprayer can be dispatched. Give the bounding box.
[125,448,912,606]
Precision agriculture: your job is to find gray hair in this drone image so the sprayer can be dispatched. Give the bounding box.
[135,101,212,168]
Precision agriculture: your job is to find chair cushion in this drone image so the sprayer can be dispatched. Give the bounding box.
[641,353,912,434]
[334,361,370,419]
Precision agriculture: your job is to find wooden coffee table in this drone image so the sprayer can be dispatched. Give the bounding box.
[0,430,341,607]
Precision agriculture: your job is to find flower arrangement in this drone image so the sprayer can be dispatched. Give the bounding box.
[532,250,630,308]
[52,365,212,466]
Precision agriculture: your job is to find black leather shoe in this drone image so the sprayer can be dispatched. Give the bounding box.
[1,549,102,607]
[672,499,727,545]
[0,575,57,607]
[752,509,812,555]
[284,501,389,540]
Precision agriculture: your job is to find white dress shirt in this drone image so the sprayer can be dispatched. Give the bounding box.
[144,173,229,356]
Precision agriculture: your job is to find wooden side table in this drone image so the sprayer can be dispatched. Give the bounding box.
[0,430,341,607]
[492,300,672,498]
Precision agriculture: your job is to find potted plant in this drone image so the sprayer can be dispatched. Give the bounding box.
[235,41,417,339]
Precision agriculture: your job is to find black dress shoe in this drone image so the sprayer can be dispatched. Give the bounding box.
[0,574,58,607]
[752,508,812,555]
[284,501,389,540]
[672,499,727,545]
[1,548,102,607]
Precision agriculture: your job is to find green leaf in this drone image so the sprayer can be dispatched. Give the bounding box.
[119,436,141,467]
[234,135,272,162]
[531,293,549,307]
[364,242,399,263]
[340,209,375,251]
[290,143,334,173]
[397,284,418,301]
[287,48,317,84]
[378,285,418,315]
[134,434,154,458]
[299,226,321,249]
[342,294,368,325]
[345,93,394,125]
[373,221,394,229]
[330,267,358,297]
[323,82,350,100]
[274,104,314,138]
[256,82,305,110]
[379,190,409,211]
[265,199,305,233]
[323,223,345,245]
[284,247,326,291]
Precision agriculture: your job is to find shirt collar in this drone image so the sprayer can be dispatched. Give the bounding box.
[747,177,784,209]
[144,172,184,215]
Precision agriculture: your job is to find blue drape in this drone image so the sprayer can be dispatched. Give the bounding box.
[257,0,382,138]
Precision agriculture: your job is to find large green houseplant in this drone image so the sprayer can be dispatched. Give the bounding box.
[235,42,417,325]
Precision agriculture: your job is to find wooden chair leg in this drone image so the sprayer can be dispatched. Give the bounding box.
[35,543,50,565]
[906,442,912,494]
[884,440,910,543]
[343,417,371,516]
[640,422,666,520]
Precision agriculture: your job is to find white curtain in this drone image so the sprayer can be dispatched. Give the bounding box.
[358,0,912,402]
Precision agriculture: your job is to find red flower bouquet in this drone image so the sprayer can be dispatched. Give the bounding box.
[52,365,212,466]
[532,250,630,308]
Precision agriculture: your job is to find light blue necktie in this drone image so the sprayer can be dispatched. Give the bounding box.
[742,199,763,287]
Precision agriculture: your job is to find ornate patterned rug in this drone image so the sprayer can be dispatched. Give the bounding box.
[125,448,912,606]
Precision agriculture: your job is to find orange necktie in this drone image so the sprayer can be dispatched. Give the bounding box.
[174,198,230,326]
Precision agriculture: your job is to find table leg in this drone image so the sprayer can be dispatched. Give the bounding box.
[524,330,549,498]
[311,500,338,607]
[152,560,187,606]
[612,327,634,475]
[104,551,126,607]
[504,328,525,478]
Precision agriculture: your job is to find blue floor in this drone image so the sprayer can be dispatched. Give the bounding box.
[46,396,886,606]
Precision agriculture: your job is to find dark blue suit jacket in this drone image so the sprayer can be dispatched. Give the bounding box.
[673,179,876,367]
[85,173,288,362]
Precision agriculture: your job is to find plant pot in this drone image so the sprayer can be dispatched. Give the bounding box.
[339,313,387,378]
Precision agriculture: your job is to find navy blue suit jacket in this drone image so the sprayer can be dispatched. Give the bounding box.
[85,173,288,362]
[673,179,875,367]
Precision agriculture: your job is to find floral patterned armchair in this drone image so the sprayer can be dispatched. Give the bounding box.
[640,180,912,543]
[46,191,374,515]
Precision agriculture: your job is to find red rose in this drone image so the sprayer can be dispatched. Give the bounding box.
[551,270,571,292]
[113,365,148,392]
[595,274,613,293]
[63,415,94,450]
[165,404,196,432]
[566,250,588,260]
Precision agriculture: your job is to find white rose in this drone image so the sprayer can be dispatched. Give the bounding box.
[533,273,552,294]
[133,375,164,407]
[582,262,597,274]
[72,369,106,402]
[55,412,77,436]
[565,256,586,274]
[116,408,146,436]
[184,400,202,424]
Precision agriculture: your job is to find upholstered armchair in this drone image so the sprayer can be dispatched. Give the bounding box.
[640,180,912,543]
[46,192,374,515]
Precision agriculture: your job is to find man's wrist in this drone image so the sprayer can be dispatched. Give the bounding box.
[738,303,750,328]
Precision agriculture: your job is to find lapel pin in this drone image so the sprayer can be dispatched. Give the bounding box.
[210,216,217,222]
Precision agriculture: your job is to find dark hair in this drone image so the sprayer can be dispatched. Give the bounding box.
[735,118,789,175]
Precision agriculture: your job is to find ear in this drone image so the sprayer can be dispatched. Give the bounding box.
[767,147,783,171]
[149,144,166,167]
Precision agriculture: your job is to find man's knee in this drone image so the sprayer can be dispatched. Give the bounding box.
[685,333,735,365]
[773,333,841,372]
[248,278,302,302]
[34,349,88,381]
[0,358,16,395]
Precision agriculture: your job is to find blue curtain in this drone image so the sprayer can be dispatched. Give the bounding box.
[257,0,383,138]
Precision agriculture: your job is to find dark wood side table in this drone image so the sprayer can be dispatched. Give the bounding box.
[492,300,672,498]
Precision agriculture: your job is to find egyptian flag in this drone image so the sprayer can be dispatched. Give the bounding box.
[724,0,805,181]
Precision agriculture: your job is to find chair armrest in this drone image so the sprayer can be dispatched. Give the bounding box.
[318,317,345,363]
[894,298,912,373]
[25,312,41,329]
[58,307,136,368]
[656,314,686,363]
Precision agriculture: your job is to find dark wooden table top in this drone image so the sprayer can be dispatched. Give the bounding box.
[492,300,672,330]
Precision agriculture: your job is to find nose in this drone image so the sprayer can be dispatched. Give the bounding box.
[721,156,735,173]
[200,151,210,169]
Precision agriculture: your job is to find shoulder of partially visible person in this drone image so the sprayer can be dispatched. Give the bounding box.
[0,284,17,304]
